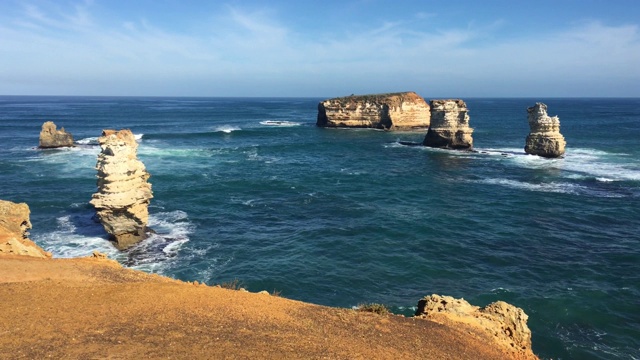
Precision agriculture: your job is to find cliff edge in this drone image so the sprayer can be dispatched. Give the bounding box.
[0,200,51,258]
[317,92,430,130]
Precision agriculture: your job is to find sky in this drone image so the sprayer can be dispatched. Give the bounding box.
[1,0,639,97]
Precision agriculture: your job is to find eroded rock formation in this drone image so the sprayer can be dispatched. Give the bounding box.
[317,92,430,130]
[39,121,74,148]
[0,199,51,258]
[90,129,153,250]
[423,99,473,150]
[525,103,566,158]
[415,294,535,359]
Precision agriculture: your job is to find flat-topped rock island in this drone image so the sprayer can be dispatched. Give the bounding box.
[317,92,431,130]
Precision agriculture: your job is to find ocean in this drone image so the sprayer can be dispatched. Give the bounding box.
[0,96,638,359]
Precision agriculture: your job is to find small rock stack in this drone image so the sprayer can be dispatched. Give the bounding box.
[423,99,473,150]
[524,103,566,158]
[90,129,153,250]
[38,121,74,148]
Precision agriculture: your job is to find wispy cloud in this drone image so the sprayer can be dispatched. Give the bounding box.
[0,1,638,96]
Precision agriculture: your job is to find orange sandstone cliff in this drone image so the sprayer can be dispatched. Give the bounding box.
[0,201,537,359]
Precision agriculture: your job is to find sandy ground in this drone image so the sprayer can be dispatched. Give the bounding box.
[0,255,519,359]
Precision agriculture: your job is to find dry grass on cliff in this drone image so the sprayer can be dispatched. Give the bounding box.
[0,255,533,359]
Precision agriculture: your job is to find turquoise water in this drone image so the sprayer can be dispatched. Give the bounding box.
[1,96,639,359]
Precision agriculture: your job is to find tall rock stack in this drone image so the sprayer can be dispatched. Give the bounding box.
[38,121,74,148]
[524,103,566,158]
[90,129,153,250]
[423,99,473,150]
[317,92,430,130]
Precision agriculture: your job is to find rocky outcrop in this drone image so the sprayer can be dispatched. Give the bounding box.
[423,99,473,150]
[415,294,535,359]
[90,129,153,250]
[317,92,430,130]
[38,121,74,148]
[525,103,566,158]
[0,200,51,258]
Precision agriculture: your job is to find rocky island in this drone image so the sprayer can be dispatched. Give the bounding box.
[423,99,474,150]
[524,103,566,158]
[317,92,430,130]
[38,121,74,148]
[90,129,153,250]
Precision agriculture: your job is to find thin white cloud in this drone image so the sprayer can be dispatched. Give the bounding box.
[0,2,638,96]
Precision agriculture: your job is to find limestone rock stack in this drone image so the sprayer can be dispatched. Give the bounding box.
[90,129,153,250]
[38,121,74,148]
[525,103,566,158]
[415,294,535,359]
[423,99,473,150]
[317,92,430,130]
[0,199,52,258]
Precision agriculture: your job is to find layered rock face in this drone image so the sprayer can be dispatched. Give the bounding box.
[415,294,535,359]
[39,121,74,148]
[422,99,473,150]
[90,129,153,250]
[317,92,430,130]
[525,103,566,158]
[0,200,51,258]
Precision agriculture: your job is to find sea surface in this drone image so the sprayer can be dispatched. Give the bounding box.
[0,96,638,359]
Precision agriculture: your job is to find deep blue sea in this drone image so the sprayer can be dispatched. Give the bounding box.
[0,96,638,359]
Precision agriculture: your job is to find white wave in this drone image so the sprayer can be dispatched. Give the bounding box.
[260,120,302,127]
[212,125,241,133]
[473,178,584,195]
[477,147,640,182]
[76,136,98,145]
[75,133,142,145]
[471,178,624,198]
[34,215,119,259]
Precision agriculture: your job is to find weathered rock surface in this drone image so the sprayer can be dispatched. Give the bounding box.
[38,121,74,148]
[423,99,474,150]
[0,200,51,258]
[525,103,566,158]
[415,294,536,359]
[317,92,430,130]
[90,129,153,250]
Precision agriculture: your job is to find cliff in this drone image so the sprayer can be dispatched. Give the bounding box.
[0,200,51,258]
[0,255,536,359]
[90,129,153,250]
[38,121,74,148]
[423,99,474,150]
[317,92,430,130]
[416,294,536,360]
[524,103,566,158]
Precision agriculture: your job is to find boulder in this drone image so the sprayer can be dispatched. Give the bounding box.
[38,121,74,148]
[415,294,535,359]
[524,103,566,158]
[90,129,153,250]
[0,199,52,258]
[423,99,473,150]
[317,92,430,130]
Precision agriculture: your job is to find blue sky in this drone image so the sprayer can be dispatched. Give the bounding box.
[1,0,639,97]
